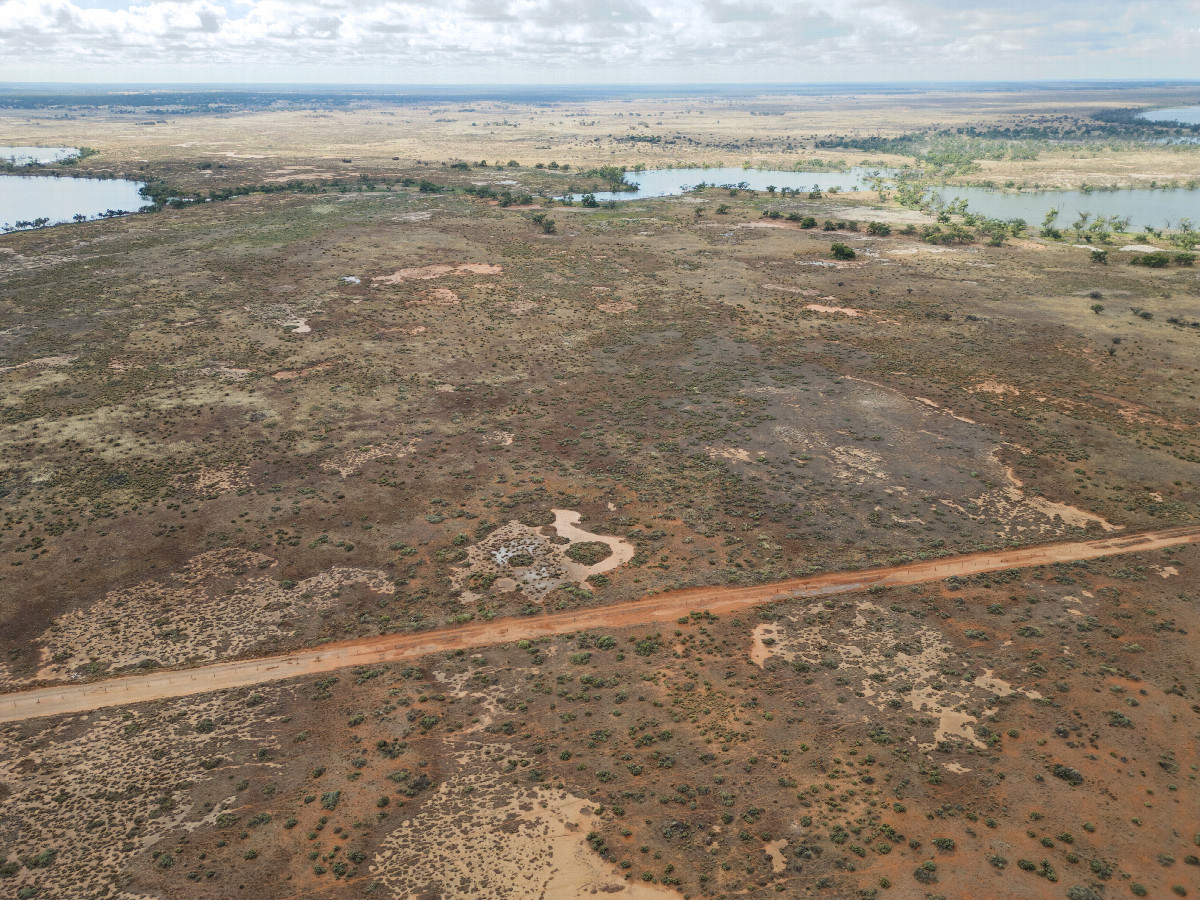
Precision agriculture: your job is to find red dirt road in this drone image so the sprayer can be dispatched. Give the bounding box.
[3,525,1197,724]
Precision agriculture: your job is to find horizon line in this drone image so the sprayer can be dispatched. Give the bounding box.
[3,78,1200,91]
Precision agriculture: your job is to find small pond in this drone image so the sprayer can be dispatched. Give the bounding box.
[562,165,1198,230]
[1,146,82,165]
[926,185,1200,230]
[1,175,148,230]
[1139,106,1200,126]
[573,166,887,203]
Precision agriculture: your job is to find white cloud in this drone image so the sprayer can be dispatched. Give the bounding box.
[0,0,1197,82]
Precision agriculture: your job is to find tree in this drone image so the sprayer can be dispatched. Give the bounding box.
[830,243,856,260]
[594,166,628,191]
[1041,208,1062,239]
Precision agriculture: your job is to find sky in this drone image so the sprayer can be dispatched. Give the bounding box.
[1,0,1198,85]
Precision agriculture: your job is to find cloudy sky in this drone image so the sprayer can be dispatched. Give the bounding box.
[1,0,1198,84]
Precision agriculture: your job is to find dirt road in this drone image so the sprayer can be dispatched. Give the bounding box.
[3,525,1198,724]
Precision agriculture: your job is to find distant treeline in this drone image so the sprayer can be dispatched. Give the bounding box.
[1091,107,1200,132]
[817,115,1200,176]
[0,89,453,113]
[137,175,536,211]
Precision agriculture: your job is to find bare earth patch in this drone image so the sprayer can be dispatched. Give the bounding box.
[707,446,755,463]
[372,263,502,284]
[411,287,460,306]
[752,602,1042,762]
[0,355,76,375]
[0,549,395,686]
[323,439,418,477]
[272,361,336,381]
[0,691,284,900]
[171,465,252,497]
[804,303,864,317]
[972,380,1020,396]
[371,743,671,900]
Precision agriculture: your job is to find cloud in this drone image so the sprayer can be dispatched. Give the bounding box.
[0,0,1196,82]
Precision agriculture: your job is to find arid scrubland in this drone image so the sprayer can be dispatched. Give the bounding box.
[1,87,1199,899]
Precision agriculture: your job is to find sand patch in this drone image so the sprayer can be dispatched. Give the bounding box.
[107,359,145,373]
[0,691,283,900]
[484,431,514,446]
[373,263,502,284]
[972,380,1020,396]
[410,287,460,306]
[994,460,1120,533]
[0,354,75,375]
[763,838,789,874]
[551,509,635,583]
[707,446,754,463]
[1120,244,1160,252]
[799,258,869,269]
[282,318,310,333]
[771,425,812,449]
[395,210,436,222]
[198,363,253,381]
[272,361,335,381]
[1153,565,1179,579]
[172,465,251,496]
[3,549,394,686]
[763,284,819,295]
[887,246,958,255]
[371,743,671,900]
[752,607,1041,755]
[805,303,863,317]
[323,439,418,477]
[829,446,888,483]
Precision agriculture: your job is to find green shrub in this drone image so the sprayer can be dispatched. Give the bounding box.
[566,541,613,565]
[1132,251,1170,267]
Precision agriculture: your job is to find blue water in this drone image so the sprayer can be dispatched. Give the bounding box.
[1,175,148,229]
[1140,105,1200,125]
[926,185,1200,230]
[1,146,81,165]
[569,166,887,203]
[564,164,1198,230]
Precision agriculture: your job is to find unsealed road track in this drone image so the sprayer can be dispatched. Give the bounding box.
[4,525,1198,723]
